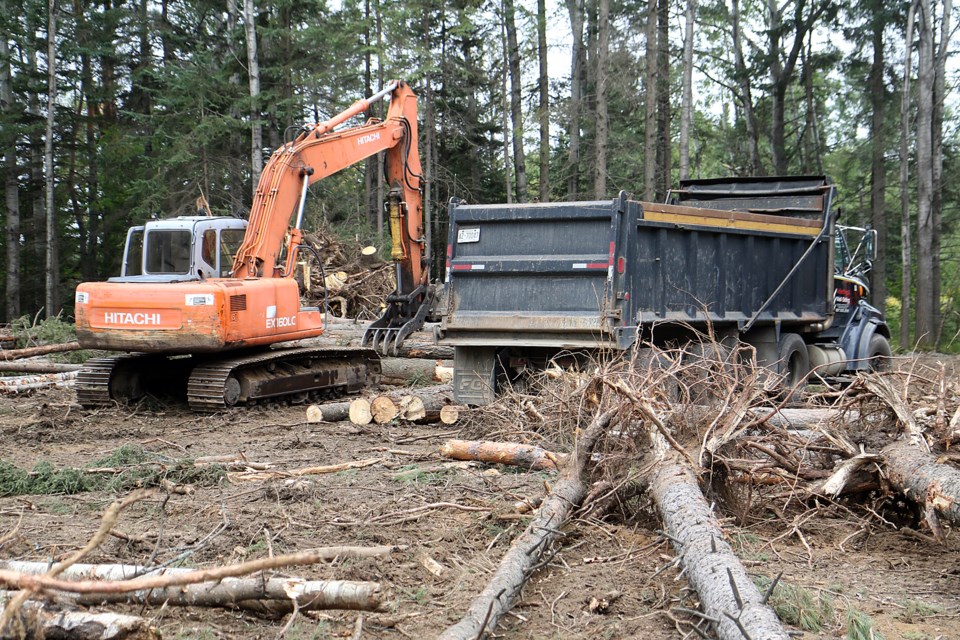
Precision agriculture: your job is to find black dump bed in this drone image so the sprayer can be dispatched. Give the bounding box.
[437,176,836,349]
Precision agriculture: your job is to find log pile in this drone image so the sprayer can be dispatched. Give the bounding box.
[299,228,395,320]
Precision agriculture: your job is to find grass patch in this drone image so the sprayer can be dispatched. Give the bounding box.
[846,608,883,640]
[897,599,944,623]
[754,576,834,632]
[0,446,226,496]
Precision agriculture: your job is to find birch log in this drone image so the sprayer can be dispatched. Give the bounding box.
[644,442,790,640]
[0,598,158,639]
[437,409,616,640]
[380,358,453,385]
[0,361,80,373]
[0,371,77,393]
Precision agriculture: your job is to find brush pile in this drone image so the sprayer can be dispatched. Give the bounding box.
[299,228,395,320]
[440,340,960,639]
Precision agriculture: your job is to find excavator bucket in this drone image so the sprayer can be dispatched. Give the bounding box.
[362,285,435,356]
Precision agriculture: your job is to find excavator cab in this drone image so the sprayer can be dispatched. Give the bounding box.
[114,217,247,283]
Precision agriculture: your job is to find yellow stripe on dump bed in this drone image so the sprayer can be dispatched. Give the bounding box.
[641,202,822,237]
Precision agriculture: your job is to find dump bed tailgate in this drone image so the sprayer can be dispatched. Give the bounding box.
[438,198,632,348]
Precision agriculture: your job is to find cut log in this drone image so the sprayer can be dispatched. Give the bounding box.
[380,358,453,385]
[0,371,77,393]
[440,405,461,425]
[277,333,454,361]
[439,440,566,472]
[312,384,452,423]
[437,409,616,640]
[1,558,385,612]
[349,398,373,425]
[643,439,790,640]
[398,395,425,421]
[0,597,158,639]
[306,404,324,423]
[883,439,960,527]
[0,341,81,361]
[359,246,383,267]
[0,361,80,374]
[0,548,396,613]
[371,396,399,424]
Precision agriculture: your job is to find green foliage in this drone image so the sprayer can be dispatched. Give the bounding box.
[753,576,834,632]
[10,315,76,349]
[846,608,883,640]
[0,446,226,497]
[896,599,944,623]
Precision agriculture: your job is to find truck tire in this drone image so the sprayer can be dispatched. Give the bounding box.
[867,334,892,371]
[777,333,810,392]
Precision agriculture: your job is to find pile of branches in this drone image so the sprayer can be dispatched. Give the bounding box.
[300,228,394,319]
[439,340,960,639]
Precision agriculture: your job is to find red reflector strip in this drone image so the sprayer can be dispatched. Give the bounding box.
[451,264,486,271]
[572,262,609,269]
[608,241,616,265]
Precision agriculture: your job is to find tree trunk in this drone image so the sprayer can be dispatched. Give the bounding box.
[0,361,80,374]
[931,0,952,345]
[537,0,549,201]
[243,0,262,199]
[379,357,453,385]
[900,1,917,350]
[0,1,20,321]
[500,18,513,204]
[437,409,615,640]
[0,561,384,612]
[869,9,887,312]
[0,341,80,360]
[884,439,960,527]
[730,0,761,175]
[679,0,697,180]
[593,0,609,198]
[643,0,657,200]
[564,0,585,199]
[915,0,935,348]
[654,0,670,199]
[644,441,790,639]
[0,599,157,640]
[503,0,527,202]
[44,0,59,318]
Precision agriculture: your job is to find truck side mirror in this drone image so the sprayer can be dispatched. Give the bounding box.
[867,229,878,261]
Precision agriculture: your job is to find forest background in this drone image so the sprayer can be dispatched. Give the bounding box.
[0,0,957,350]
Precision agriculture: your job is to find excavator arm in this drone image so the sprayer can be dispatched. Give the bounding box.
[232,81,430,352]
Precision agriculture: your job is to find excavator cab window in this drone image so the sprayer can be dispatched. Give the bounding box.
[219,228,245,277]
[145,230,192,275]
[121,227,145,277]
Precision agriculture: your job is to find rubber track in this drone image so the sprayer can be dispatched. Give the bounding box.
[75,355,139,408]
[187,346,378,413]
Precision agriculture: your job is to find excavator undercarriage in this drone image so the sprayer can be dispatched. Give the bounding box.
[76,347,380,412]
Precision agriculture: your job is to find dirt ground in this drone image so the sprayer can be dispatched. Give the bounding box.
[1,355,960,639]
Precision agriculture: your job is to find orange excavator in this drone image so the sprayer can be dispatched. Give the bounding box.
[74,81,434,411]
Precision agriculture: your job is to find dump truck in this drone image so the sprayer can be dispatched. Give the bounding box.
[436,176,890,405]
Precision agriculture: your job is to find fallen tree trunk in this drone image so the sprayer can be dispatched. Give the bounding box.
[883,439,960,527]
[439,439,566,471]
[437,409,616,640]
[0,597,158,639]
[279,332,454,361]
[0,361,80,374]
[643,440,790,640]
[0,371,77,393]
[308,384,453,423]
[0,341,81,361]
[0,547,398,612]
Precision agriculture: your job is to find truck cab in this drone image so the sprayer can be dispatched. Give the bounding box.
[113,217,248,283]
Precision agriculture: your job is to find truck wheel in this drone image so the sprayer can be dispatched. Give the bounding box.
[867,334,892,371]
[777,333,810,393]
